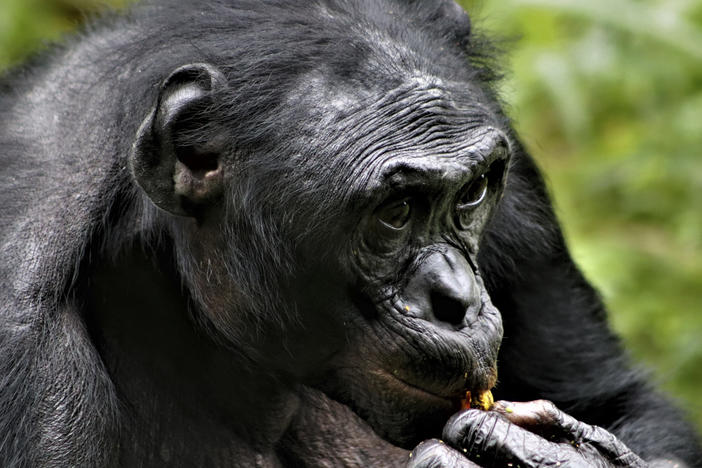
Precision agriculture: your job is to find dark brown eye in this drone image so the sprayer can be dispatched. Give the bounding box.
[457,174,488,209]
[455,174,489,230]
[376,199,411,230]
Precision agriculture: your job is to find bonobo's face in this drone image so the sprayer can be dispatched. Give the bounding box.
[129,1,510,447]
[128,0,508,446]
[288,76,509,446]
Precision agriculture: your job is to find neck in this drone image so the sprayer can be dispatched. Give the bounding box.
[82,242,299,464]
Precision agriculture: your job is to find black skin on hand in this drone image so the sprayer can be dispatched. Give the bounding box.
[0,0,700,467]
[411,400,648,468]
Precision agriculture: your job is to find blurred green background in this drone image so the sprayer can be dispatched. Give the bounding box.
[1,0,700,429]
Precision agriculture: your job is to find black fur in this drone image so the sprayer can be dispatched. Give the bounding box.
[0,0,700,466]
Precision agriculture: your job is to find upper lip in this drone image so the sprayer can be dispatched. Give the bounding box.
[374,367,464,403]
[391,301,485,331]
[373,300,500,398]
[377,364,488,402]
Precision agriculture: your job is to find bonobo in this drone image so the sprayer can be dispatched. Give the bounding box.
[0,0,699,467]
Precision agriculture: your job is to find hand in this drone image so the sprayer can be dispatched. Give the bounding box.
[408,439,482,467]
[409,400,647,467]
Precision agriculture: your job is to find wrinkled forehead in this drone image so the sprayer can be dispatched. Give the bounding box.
[287,70,502,200]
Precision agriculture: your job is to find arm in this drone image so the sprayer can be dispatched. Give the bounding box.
[279,387,483,468]
[478,143,702,465]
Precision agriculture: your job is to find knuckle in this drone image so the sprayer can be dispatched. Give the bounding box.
[536,399,559,414]
[535,399,562,425]
[443,409,497,449]
[407,439,448,468]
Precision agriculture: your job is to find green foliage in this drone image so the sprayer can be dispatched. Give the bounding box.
[0,0,133,68]
[1,0,700,430]
[462,0,702,429]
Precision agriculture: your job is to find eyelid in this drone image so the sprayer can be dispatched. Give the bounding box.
[454,173,490,230]
[456,174,488,209]
[376,197,412,230]
[378,219,405,231]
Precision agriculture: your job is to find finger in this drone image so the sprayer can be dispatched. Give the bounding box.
[494,400,647,467]
[443,409,559,467]
[495,399,611,443]
[493,400,558,427]
[492,399,570,441]
[408,439,482,468]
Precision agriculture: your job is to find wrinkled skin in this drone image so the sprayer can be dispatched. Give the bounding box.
[0,0,700,467]
[410,401,649,468]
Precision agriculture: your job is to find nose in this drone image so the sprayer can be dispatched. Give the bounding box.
[401,246,481,328]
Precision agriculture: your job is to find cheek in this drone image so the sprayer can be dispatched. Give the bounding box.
[317,305,503,435]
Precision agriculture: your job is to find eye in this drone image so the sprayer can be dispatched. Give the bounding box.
[457,174,488,209]
[376,198,411,230]
[455,174,489,230]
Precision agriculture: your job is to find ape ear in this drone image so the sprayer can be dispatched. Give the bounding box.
[130,63,227,216]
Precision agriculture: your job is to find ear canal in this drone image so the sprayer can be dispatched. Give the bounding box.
[130,63,226,217]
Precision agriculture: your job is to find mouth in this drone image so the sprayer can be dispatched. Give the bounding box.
[460,388,495,411]
[372,366,494,412]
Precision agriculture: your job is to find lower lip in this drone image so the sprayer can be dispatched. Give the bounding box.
[371,368,463,407]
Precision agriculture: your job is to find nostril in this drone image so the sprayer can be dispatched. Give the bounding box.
[430,291,468,326]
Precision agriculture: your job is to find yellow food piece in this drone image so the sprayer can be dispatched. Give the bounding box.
[460,390,494,411]
[471,390,494,411]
